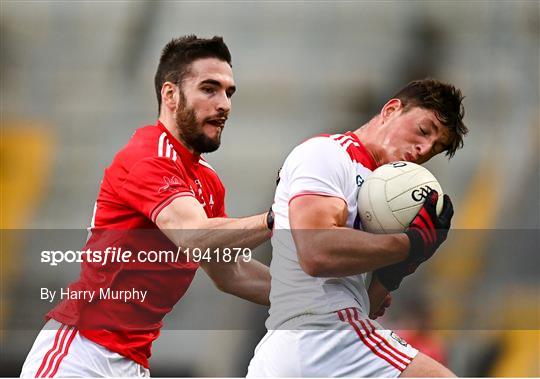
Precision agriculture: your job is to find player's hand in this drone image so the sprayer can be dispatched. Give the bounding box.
[406,190,453,265]
[375,191,453,291]
[370,293,392,319]
[368,275,391,319]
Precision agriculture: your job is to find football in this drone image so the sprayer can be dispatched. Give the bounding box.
[357,161,443,233]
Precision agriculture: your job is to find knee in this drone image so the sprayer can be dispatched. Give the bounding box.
[400,352,456,377]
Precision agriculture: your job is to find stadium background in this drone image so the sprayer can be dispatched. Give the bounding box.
[1,1,538,376]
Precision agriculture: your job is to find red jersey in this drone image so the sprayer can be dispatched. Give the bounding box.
[47,121,226,368]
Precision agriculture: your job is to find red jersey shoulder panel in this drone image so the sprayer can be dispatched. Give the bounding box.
[96,125,194,228]
[315,132,379,171]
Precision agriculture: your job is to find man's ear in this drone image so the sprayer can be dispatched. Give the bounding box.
[380,98,403,123]
[161,82,179,111]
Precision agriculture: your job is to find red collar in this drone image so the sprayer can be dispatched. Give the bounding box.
[345,131,379,171]
[156,120,200,166]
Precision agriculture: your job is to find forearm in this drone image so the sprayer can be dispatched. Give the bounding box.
[295,228,409,277]
[161,212,271,253]
[202,259,271,305]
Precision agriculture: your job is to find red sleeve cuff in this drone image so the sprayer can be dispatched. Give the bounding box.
[150,192,195,223]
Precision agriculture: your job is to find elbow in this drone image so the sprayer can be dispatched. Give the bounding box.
[204,262,238,294]
[298,248,331,277]
[209,272,235,294]
[213,279,231,294]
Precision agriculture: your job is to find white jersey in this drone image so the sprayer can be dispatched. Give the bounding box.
[267,132,379,329]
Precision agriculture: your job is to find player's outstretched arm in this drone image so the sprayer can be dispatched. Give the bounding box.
[201,259,271,305]
[156,196,272,252]
[290,194,410,277]
[155,195,272,305]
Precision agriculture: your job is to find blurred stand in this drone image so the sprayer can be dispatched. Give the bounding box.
[1,1,538,376]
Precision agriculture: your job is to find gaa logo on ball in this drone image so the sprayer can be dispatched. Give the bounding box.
[411,185,434,202]
[357,162,444,233]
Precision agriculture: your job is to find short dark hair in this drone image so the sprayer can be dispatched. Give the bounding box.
[392,79,468,158]
[154,35,232,114]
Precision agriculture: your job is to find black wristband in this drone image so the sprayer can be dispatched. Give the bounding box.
[266,208,274,230]
[404,229,424,264]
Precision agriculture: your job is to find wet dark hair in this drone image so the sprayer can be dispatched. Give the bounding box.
[392,79,468,158]
[154,35,232,114]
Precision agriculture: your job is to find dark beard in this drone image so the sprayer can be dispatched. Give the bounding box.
[175,96,221,154]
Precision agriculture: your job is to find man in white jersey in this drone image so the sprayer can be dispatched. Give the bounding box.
[248,79,468,377]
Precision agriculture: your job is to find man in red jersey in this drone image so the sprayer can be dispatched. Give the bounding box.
[21,35,273,377]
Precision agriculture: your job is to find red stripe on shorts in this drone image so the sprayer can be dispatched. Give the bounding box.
[366,319,414,361]
[357,318,411,366]
[35,325,65,378]
[352,309,410,368]
[47,328,78,377]
[39,326,72,378]
[344,308,405,371]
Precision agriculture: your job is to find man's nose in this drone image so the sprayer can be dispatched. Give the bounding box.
[415,143,431,157]
[216,91,231,114]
